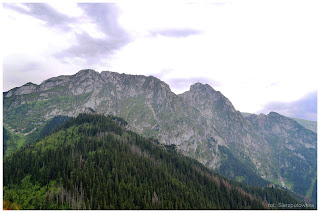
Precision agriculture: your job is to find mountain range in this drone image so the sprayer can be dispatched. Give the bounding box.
[3,69,317,205]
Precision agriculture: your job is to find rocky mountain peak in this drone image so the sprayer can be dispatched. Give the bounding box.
[180,81,238,114]
[189,82,217,94]
[5,81,39,97]
[268,111,281,117]
[266,111,298,128]
[74,69,97,76]
[24,82,37,86]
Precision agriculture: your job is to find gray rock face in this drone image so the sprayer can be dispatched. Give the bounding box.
[4,70,224,168]
[5,82,38,97]
[179,83,273,176]
[245,112,317,200]
[3,69,317,202]
[247,112,316,150]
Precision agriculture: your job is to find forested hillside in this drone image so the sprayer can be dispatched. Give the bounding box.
[3,113,307,210]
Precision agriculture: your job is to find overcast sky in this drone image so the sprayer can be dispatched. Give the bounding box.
[2,1,319,121]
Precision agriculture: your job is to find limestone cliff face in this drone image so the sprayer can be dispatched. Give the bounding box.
[3,69,317,201]
[179,83,273,177]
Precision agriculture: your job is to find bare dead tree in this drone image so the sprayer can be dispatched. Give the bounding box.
[152,191,160,206]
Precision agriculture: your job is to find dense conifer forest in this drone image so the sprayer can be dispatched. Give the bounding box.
[3,113,308,210]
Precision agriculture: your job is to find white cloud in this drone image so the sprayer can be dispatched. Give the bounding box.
[114,1,320,114]
[47,2,84,18]
[11,3,31,12]
[3,1,319,119]
[2,3,119,91]
[3,5,81,91]
[77,22,107,39]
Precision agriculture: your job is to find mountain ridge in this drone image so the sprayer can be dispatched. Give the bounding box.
[242,112,317,133]
[3,69,317,204]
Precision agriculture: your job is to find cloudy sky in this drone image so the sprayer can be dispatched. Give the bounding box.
[2,1,319,121]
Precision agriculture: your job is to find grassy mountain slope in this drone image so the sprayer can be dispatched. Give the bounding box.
[3,114,305,210]
[3,126,26,156]
[3,116,71,157]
